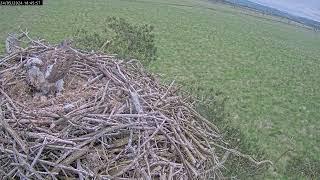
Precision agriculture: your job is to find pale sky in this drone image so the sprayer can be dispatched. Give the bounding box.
[250,0,320,22]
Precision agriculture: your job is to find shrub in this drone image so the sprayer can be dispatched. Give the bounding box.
[73,17,157,65]
[73,28,106,52]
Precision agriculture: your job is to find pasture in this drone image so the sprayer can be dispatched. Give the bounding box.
[1,0,319,178]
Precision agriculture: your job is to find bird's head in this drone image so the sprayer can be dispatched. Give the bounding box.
[57,39,73,49]
[24,57,43,68]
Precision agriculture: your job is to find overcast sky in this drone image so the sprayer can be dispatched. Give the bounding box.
[250,0,320,22]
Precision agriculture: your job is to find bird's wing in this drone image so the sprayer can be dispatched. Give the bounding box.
[5,34,19,54]
[45,54,74,83]
[27,66,45,90]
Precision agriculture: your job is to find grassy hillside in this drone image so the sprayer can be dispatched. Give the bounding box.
[1,0,320,178]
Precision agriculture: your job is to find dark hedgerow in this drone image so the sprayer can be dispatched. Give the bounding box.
[73,17,157,66]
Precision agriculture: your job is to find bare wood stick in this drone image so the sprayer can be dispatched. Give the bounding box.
[0,119,28,153]
[13,144,44,180]
[0,88,18,111]
[1,148,94,177]
[112,151,146,178]
[31,138,47,168]
[85,74,104,87]
[24,132,76,146]
[210,141,273,166]
[182,102,220,132]
[77,159,85,180]
[51,147,89,174]
[130,90,143,114]
[97,64,125,86]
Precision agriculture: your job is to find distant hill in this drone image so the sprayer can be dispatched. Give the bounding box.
[212,0,320,30]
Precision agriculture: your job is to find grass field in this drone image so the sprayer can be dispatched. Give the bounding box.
[1,0,320,178]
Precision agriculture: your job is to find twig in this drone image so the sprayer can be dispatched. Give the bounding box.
[0,118,28,153]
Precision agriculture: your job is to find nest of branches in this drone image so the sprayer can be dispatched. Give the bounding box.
[0,32,271,179]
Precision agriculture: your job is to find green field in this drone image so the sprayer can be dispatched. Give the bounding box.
[1,0,320,178]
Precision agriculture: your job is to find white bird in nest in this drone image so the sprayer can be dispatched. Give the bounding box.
[25,41,74,99]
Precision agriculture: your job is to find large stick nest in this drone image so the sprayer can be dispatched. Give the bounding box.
[0,32,271,179]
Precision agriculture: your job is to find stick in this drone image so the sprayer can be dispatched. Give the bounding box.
[0,118,28,153]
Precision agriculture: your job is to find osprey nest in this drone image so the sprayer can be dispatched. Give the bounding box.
[0,32,271,179]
